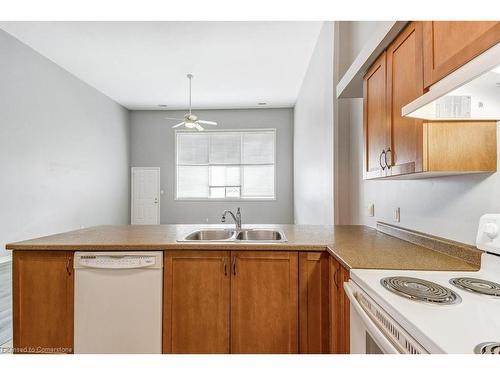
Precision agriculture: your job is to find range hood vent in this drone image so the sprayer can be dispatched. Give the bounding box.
[402,43,500,121]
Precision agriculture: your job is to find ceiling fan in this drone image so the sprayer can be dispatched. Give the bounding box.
[165,74,218,131]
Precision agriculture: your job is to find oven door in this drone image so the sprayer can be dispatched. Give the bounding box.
[344,280,427,354]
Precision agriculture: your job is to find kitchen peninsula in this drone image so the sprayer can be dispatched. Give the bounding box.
[6,224,479,354]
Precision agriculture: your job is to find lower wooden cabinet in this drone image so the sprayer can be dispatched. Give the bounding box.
[163,251,230,353]
[298,252,330,353]
[231,251,298,354]
[12,249,350,355]
[329,255,350,354]
[13,251,74,354]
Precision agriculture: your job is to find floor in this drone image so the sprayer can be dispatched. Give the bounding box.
[0,339,12,354]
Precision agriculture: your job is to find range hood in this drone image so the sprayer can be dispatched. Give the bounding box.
[402,43,500,121]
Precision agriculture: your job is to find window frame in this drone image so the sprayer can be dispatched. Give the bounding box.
[174,128,277,201]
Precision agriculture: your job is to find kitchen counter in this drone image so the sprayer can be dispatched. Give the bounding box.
[5,224,480,271]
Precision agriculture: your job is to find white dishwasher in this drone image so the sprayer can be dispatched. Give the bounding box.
[74,251,163,354]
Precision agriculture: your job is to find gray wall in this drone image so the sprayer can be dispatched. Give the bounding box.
[0,259,11,345]
[0,29,131,257]
[130,109,294,224]
[335,22,500,245]
[294,22,334,225]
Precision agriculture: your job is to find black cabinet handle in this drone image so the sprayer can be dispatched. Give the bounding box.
[379,150,386,170]
[66,256,72,276]
[385,148,392,169]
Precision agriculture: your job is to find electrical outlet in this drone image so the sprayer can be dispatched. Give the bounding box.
[367,203,375,217]
[393,207,400,223]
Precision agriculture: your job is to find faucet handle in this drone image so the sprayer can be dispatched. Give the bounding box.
[236,207,241,215]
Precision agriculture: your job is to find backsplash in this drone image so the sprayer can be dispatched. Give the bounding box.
[0,257,12,345]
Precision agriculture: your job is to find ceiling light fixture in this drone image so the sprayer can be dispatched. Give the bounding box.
[164,74,218,131]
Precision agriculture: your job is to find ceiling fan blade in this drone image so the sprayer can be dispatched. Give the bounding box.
[172,122,185,128]
[165,117,184,121]
[197,120,218,126]
[194,123,204,131]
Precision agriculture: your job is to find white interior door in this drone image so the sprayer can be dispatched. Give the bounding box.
[131,167,160,224]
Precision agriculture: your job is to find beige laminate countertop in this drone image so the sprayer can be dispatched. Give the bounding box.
[5,224,479,271]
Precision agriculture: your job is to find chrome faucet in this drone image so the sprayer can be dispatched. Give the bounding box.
[221,208,242,230]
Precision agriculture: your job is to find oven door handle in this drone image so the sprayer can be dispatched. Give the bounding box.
[344,281,400,354]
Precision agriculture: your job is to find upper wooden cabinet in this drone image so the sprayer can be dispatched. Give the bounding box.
[231,251,298,354]
[423,21,500,88]
[163,251,230,354]
[364,21,498,179]
[386,21,424,176]
[13,251,74,354]
[363,51,388,179]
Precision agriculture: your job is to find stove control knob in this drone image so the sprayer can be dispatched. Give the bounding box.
[484,222,499,239]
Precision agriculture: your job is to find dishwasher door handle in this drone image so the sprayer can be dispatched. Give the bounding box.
[75,254,161,270]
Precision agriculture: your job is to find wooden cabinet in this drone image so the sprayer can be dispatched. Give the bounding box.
[163,251,230,353]
[363,51,388,179]
[423,21,500,87]
[298,252,330,353]
[12,249,335,355]
[231,251,298,353]
[364,21,498,179]
[422,121,497,172]
[329,255,350,354]
[386,21,424,176]
[13,251,74,354]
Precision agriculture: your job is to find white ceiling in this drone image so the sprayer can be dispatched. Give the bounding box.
[0,21,323,110]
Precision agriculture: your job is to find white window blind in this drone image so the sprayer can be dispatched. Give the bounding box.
[176,130,276,200]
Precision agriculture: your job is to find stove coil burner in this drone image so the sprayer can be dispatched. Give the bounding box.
[381,276,461,305]
[475,342,500,354]
[450,277,500,297]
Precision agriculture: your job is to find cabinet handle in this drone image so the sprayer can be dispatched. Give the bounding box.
[385,148,392,169]
[232,256,236,276]
[379,150,386,170]
[223,257,228,276]
[66,256,72,276]
[333,268,339,289]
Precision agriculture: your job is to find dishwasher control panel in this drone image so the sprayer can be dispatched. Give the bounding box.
[74,252,163,269]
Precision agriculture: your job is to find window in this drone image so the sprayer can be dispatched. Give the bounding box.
[176,129,276,200]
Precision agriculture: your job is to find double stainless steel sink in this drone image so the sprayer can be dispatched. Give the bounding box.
[179,228,287,243]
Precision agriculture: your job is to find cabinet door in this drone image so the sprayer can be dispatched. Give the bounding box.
[163,251,230,353]
[13,251,74,354]
[329,256,350,354]
[386,21,424,176]
[339,265,350,354]
[231,251,298,354]
[423,21,500,87]
[329,255,341,353]
[299,252,330,353]
[363,51,388,179]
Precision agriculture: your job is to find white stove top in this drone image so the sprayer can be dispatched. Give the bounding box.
[351,252,500,353]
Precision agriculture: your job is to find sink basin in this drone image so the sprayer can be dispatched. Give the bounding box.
[236,230,285,242]
[179,228,287,242]
[183,229,235,241]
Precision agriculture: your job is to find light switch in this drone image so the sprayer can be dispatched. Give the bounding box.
[393,207,400,223]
